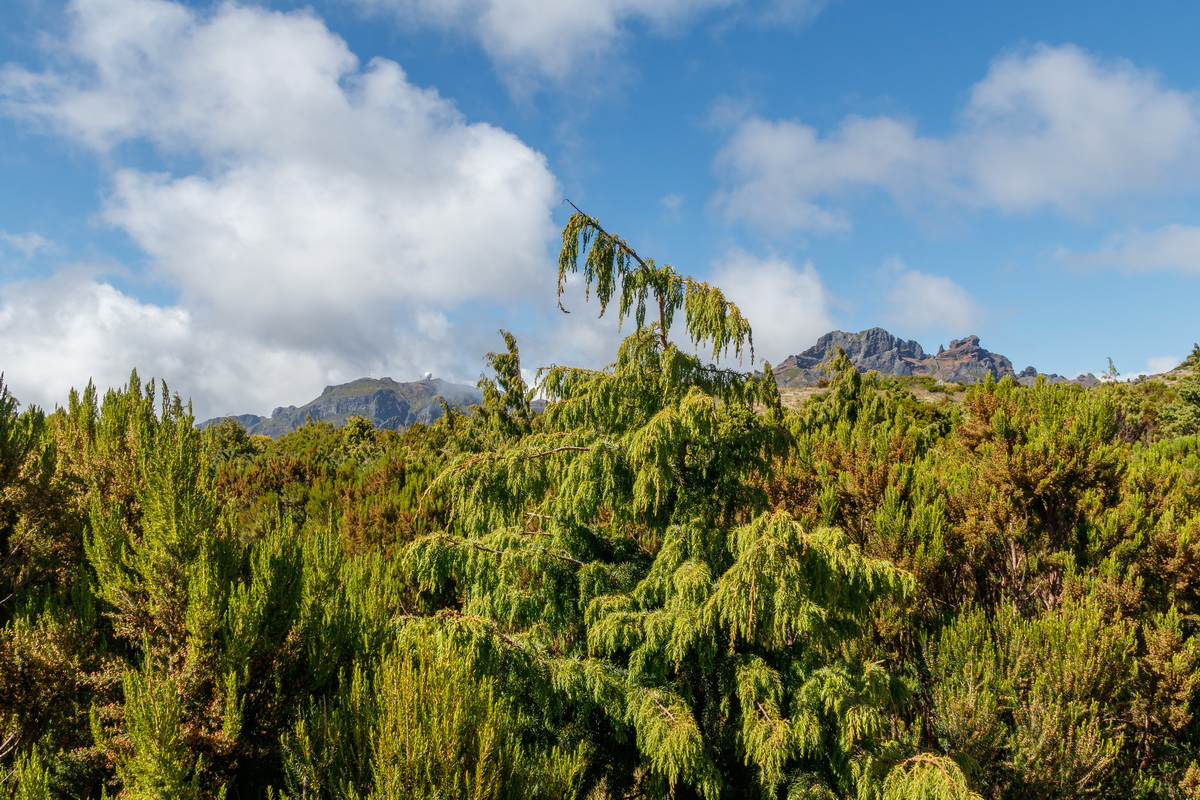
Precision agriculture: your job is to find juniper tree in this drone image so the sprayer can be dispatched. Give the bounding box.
[404,207,978,800]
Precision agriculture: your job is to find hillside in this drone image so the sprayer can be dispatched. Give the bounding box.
[203,376,482,437]
[207,329,1103,437]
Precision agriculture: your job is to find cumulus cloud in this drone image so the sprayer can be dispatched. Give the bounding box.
[714,115,932,234]
[960,46,1200,213]
[709,250,835,363]
[0,0,561,417]
[883,259,981,333]
[0,266,567,417]
[0,273,368,417]
[714,44,1200,233]
[1059,224,1200,273]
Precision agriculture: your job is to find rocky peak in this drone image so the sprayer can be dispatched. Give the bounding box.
[931,334,1015,383]
[774,328,929,385]
[772,328,1077,387]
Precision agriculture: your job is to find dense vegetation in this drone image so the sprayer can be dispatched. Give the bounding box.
[3,209,1200,799]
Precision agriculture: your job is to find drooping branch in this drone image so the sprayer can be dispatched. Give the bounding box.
[558,201,754,360]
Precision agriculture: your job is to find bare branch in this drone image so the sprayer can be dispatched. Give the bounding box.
[653,697,677,723]
[528,446,591,458]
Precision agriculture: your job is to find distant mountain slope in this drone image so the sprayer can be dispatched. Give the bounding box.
[203,377,482,437]
[206,330,1101,436]
[774,327,1097,387]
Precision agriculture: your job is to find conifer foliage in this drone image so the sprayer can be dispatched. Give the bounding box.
[404,208,974,800]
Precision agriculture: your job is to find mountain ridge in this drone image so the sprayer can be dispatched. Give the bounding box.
[203,377,482,438]
[206,328,1100,436]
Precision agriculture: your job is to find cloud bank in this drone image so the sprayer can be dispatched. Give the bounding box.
[715,44,1200,233]
[0,0,561,417]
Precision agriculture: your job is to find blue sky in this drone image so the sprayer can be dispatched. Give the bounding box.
[2,0,1199,418]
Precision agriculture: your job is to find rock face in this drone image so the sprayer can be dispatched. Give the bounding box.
[931,335,1015,384]
[203,377,482,438]
[774,328,1095,387]
[774,328,929,385]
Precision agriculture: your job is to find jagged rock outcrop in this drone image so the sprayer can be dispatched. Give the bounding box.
[202,377,482,438]
[774,328,930,385]
[774,328,1096,387]
[929,335,1015,383]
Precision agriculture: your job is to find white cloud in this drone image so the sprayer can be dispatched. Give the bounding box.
[341,0,831,88]
[709,250,835,363]
[0,231,53,256]
[1059,224,1200,273]
[0,276,194,408]
[1146,355,1181,374]
[884,259,981,333]
[0,0,562,417]
[0,270,577,418]
[714,44,1200,233]
[346,0,731,86]
[1104,355,1182,382]
[0,274,356,417]
[959,45,1200,214]
[714,114,930,234]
